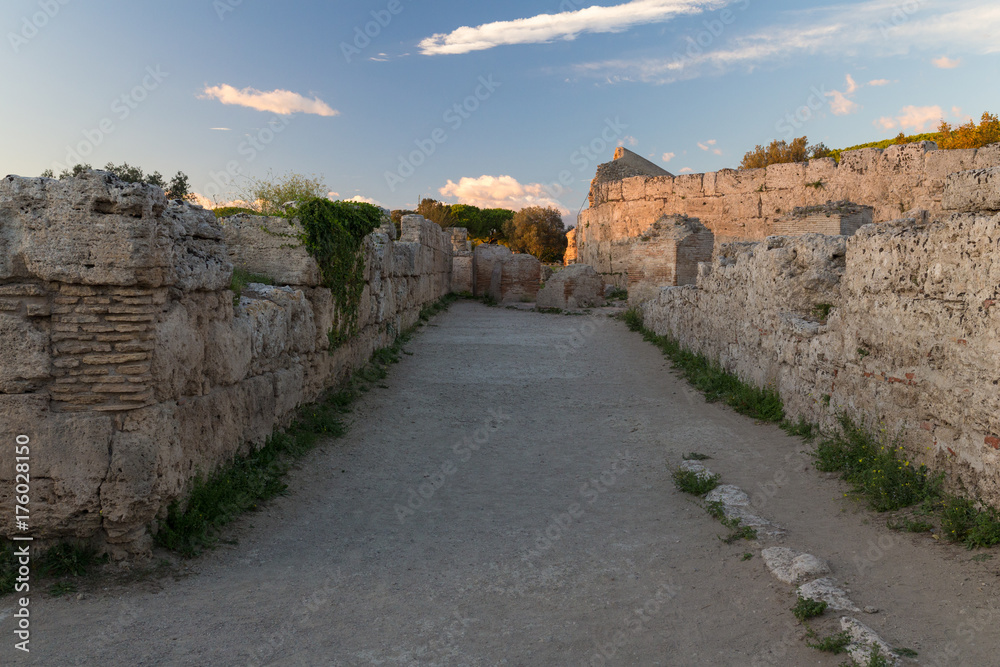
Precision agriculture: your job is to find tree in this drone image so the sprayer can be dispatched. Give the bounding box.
[504,206,567,263]
[739,137,809,169]
[416,198,455,227]
[938,112,1000,150]
[238,171,328,216]
[449,204,513,240]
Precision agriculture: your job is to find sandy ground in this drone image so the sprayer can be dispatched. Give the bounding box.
[2,300,999,666]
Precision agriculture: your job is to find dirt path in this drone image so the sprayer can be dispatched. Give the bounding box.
[3,301,998,666]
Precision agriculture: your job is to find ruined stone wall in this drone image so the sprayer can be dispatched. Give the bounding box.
[0,173,452,555]
[579,142,1000,283]
[641,167,1000,506]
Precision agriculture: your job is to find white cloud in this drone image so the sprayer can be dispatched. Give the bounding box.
[572,1,1000,85]
[827,90,860,116]
[618,135,639,147]
[210,127,231,131]
[662,152,676,162]
[897,105,944,132]
[868,79,891,87]
[344,195,384,207]
[439,175,569,215]
[697,139,722,155]
[874,116,898,131]
[200,84,339,116]
[952,106,973,123]
[875,105,944,133]
[419,0,729,55]
[933,55,962,69]
[678,167,693,173]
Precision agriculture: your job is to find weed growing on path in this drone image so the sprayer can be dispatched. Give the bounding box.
[805,628,850,654]
[673,469,720,496]
[619,309,785,422]
[154,294,456,558]
[719,516,757,544]
[791,596,827,621]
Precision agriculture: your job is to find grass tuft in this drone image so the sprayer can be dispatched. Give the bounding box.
[230,267,275,307]
[36,543,107,578]
[791,596,828,621]
[806,630,851,654]
[673,469,721,496]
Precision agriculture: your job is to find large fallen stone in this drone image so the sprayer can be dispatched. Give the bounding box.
[841,617,901,666]
[762,547,831,585]
[942,167,1000,212]
[797,578,859,612]
[536,264,606,310]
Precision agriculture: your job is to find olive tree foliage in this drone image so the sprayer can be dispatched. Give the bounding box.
[503,206,568,263]
[739,137,830,170]
[41,162,194,200]
[236,172,329,216]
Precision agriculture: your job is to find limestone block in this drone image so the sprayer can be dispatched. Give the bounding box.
[0,311,50,393]
[942,167,1000,211]
[878,142,936,174]
[151,301,208,400]
[273,364,305,419]
[473,244,513,296]
[204,317,253,387]
[646,175,674,199]
[674,173,705,198]
[925,147,979,178]
[452,254,474,293]
[163,203,232,292]
[805,158,838,185]
[762,547,831,584]
[622,176,648,202]
[0,394,112,539]
[974,143,1000,170]
[222,215,321,286]
[765,162,806,190]
[714,168,764,195]
[838,148,882,175]
[537,264,606,310]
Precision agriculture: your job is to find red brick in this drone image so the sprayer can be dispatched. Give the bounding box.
[986,436,1000,450]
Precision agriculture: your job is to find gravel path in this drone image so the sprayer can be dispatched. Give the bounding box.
[3,301,998,666]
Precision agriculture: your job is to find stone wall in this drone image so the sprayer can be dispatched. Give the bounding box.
[0,173,452,555]
[579,142,1000,283]
[641,167,1000,506]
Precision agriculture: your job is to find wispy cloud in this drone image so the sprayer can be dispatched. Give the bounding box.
[932,55,961,68]
[678,167,693,173]
[662,151,676,162]
[200,84,339,116]
[868,78,891,86]
[697,139,723,155]
[572,1,1000,84]
[419,0,730,55]
[210,127,232,131]
[619,135,639,147]
[439,175,569,215]
[343,194,384,207]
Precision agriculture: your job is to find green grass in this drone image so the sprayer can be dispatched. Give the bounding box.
[806,630,851,654]
[940,496,1000,549]
[230,267,276,306]
[154,295,454,558]
[886,517,934,533]
[792,596,828,621]
[814,415,942,512]
[781,417,818,442]
[536,307,564,315]
[606,287,628,301]
[48,581,78,598]
[620,308,785,423]
[705,500,726,520]
[673,469,721,496]
[37,543,107,578]
[741,552,754,561]
[828,131,941,162]
[719,518,757,544]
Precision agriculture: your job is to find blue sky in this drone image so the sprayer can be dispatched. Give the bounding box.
[2,0,998,222]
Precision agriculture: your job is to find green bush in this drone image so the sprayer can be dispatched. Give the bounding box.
[673,469,721,496]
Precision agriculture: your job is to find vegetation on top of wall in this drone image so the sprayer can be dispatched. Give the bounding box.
[235,171,329,216]
[293,198,385,350]
[213,206,258,219]
[41,162,194,201]
[620,307,785,422]
[739,137,831,169]
[827,132,941,163]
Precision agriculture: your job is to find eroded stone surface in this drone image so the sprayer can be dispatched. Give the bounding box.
[537,264,606,310]
[762,547,831,584]
[798,578,859,612]
[841,617,901,666]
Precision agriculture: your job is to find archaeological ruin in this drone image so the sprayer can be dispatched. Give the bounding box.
[2,142,1000,554]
